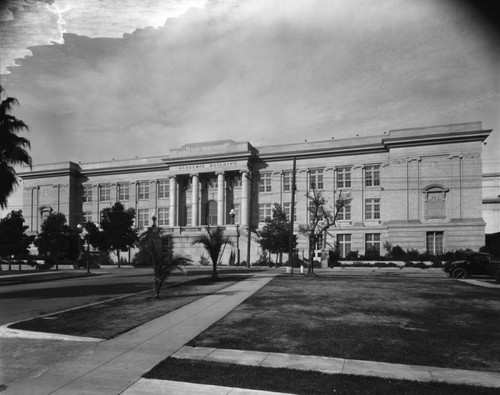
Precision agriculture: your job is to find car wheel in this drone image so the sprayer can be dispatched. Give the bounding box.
[452,268,468,279]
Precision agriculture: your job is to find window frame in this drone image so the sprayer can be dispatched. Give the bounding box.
[259,173,272,193]
[336,167,352,189]
[99,183,111,202]
[365,233,381,254]
[118,183,130,201]
[365,165,380,187]
[365,198,381,220]
[157,180,169,199]
[309,169,324,191]
[82,185,93,203]
[138,181,150,200]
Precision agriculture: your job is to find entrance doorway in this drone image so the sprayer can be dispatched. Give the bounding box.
[206,200,217,225]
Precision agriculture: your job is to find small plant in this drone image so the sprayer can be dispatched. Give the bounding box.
[345,250,359,260]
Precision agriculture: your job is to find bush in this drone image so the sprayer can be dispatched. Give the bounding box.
[199,254,210,266]
[328,249,341,267]
[75,252,110,269]
[345,250,359,260]
[390,245,406,260]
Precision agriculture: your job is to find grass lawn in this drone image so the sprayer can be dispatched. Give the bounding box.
[144,358,499,395]
[188,273,500,372]
[10,275,247,339]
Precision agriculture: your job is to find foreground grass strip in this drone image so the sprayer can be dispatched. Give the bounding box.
[10,276,247,339]
[144,358,499,395]
[189,274,500,372]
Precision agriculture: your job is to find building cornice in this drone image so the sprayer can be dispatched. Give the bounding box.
[382,129,491,149]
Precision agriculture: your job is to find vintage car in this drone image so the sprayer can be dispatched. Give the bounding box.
[443,252,500,279]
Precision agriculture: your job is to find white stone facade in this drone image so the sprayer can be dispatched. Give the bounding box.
[19,122,491,263]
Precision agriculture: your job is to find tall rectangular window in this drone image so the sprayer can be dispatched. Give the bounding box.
[338,202,351,221]
[82,185,92,203]
[157,207,169,226]
[185,206,192,226]
[365,233,381,254]
[283,202,297,222]
[365,198,380,220]
[427,231,444,255]
[99,184,111,202]
[283,171,292,192]
[309,169,324,190]
[259,173,272,193]
[82,211,92,223]
[157,180,169,199]
[365,165,380,187]
[118,183,129,201]
[337,234,351,258]
[258,203,273,222]
[137,209,149,228]
[138,182,149,200]
[337,167,351,188]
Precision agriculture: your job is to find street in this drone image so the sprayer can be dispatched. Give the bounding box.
[0,268,155,326]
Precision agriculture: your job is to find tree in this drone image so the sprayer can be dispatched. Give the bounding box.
[99,202,137,267]
[258,203,296,266]
[138,221,190,298]
[299,190,351,275]
[0,210,33,270]
[34,212,80,268]
[0,85,32,209]
[192,226,231,280]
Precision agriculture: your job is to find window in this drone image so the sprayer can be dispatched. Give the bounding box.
[83,185,92,203]
[365,233,381,254]
[309,169,324,190]
[337,167,351,188]
[137,209,149,228]
[427,232,444,255]
[118,184,129,201]
[365,165,380,187]
[157,207,169,226]
[337,234,351,258]
[206,176,218,189]
[138,182,149,200]
[99,184,111,202]
[283,202,297,222]
[82,211,92,223]
[259,203,273,222]
[259,173,272,193]
[283,171,292,192]
[338,202,351,221]
[365,198,380,220]
[158,180,169,199]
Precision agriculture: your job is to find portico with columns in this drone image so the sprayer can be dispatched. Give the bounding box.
[163,140,254,229]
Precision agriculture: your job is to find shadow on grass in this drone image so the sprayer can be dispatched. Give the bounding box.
[144,358,499,395]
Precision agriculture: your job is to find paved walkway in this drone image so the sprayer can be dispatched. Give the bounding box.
[171,346,500,388]
[4,270,500,394]
[3,273,278,395]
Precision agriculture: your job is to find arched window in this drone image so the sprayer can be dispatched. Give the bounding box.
[422,185,449,219]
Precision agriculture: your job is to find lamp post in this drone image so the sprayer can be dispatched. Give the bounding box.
[77,224,91,273]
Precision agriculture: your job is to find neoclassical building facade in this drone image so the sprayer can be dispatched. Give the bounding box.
[19,122,491,263]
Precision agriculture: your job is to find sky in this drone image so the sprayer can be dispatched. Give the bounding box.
[0,0,499,212]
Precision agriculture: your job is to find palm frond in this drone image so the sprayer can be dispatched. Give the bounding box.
[0,165,18,208]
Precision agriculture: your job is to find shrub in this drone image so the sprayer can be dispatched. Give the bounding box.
[345,250,359,260]
[199,254,210,266]
[328,249,341,267]
[362,247,381,261]
[390,245,406,260]
[75,252,110,268]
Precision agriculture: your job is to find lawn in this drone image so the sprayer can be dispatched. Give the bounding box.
[144,358,500,395]
[10,275,248,339]
[188,273,500,372]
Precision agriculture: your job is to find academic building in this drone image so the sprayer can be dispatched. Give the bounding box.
[19,122,491,263]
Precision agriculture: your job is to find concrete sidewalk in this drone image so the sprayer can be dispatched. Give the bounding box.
[3,272,278,395]
[172,346,500,389]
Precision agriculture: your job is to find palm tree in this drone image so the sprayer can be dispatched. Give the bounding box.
[0,85,32,208]
[192,226,231,280]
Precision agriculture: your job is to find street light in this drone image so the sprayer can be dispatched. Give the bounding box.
[77,224,91,273]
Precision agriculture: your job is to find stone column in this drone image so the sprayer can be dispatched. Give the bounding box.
[217,172,225,225]
[191,173,199,226]
[240,170,249,226]
[169,176,177,226]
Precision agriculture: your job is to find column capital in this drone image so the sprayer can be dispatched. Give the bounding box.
[169,175,176,180]
[215,170,225,176]
[190,173,199,178]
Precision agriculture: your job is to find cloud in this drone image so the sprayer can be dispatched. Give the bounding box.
[1,0,499,167]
